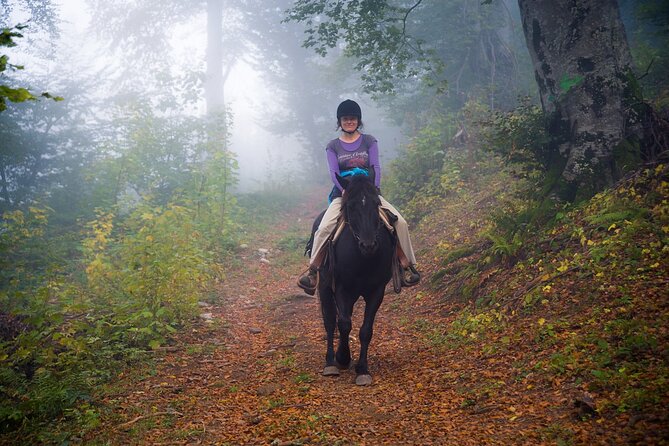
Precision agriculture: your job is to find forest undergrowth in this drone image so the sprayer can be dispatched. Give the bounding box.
[6,158,665,444]
[1,107,668,444]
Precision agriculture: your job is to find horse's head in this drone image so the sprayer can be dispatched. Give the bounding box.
[337,172,382,257]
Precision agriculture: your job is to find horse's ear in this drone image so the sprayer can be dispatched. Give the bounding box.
[336,173,350,190]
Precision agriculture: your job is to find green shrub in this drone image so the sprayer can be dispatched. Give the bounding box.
[84,204,212,349]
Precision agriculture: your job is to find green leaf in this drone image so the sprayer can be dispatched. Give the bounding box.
[0,85,36,103]
[41,92,64,101]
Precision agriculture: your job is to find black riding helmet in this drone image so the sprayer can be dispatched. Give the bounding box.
[336,99,362,121]
[337,99,362,134]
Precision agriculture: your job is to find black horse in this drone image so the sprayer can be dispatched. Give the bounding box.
[308,173,394,386]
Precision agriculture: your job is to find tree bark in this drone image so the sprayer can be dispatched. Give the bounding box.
[206,0,225,115]
[518,0,634,199]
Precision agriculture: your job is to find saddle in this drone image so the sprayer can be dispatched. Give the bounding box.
[331,207,396,244]
[325,208,403,294]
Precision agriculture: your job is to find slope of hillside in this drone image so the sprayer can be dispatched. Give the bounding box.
[407,162,669,444]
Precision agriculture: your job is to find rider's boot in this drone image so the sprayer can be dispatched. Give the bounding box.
[402,264,421,287]
[297,266,318,295]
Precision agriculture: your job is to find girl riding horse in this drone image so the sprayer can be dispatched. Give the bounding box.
[297,99,420,295]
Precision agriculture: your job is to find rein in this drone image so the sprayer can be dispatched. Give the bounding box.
[345,218,381,244]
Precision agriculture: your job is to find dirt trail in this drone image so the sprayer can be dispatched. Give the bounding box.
[84,196,463,445]
[92,262,463,444]
[86,196,633,446]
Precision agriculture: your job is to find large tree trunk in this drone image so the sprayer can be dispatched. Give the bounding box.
[518,0,634,200]
[206,0,225,115]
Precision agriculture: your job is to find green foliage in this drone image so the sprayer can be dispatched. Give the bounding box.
[482,194,563,268]
[0,208,97,433]
[285,0,445,95]
[0,104,240,437]
[544,315,666,414]
[417,308,506,349]
[0,202,221,434]
[624,0,669,99]
[483,97,549,175]
[0,207,50,287]
[441,244,478,266]
[285,0,534,112]
[0,25,63,112]
[83,204,212,348]
[384,113,454,215]
[484,229,523,264]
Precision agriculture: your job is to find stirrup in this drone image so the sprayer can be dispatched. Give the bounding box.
[401,265,421,287]
[297,268,317,296]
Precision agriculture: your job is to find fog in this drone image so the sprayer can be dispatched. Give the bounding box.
[2,0,403,193]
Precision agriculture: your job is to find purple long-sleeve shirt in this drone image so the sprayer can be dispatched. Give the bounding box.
[326,135,381,192]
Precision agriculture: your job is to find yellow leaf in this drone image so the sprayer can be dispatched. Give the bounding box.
[538,318,546,326]
[608,223,617,231]
[540,274,550,282]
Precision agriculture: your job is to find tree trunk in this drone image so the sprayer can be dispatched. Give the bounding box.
[518,0,634,200]
[206,0,225,115]
[0,162,11,209]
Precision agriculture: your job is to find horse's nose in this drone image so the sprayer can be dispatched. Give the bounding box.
[358,239,378,256]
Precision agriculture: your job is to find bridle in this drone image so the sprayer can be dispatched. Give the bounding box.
[344,194,382,245]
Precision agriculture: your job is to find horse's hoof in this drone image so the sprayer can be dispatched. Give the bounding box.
[355,374,373,386]
[323,366,340,376]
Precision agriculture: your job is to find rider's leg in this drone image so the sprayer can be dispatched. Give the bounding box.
[298,198,342,294]
[379,196,416,264]
[310,198,342,266]
[379,196,420,286]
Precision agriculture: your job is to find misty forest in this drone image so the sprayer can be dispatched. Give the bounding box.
[1,0,668,444]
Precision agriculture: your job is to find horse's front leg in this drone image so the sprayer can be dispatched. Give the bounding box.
[335,292,354,369]
[355,287,385,386]
[320,287,339,376]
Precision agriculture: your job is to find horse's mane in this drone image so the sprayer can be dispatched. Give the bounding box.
[340,175,380,212]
